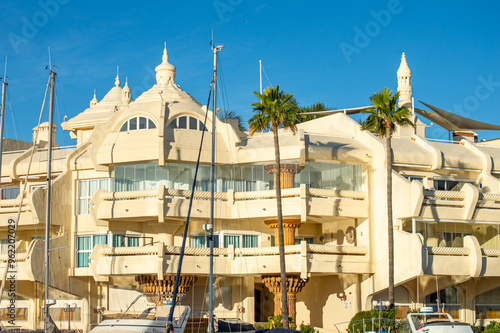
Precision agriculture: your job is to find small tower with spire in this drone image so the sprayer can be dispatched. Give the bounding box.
[155,43,176,86]
[115,66,121,87]
[122,77,131,104]
[397,52,412,108]
[90,90,99,108]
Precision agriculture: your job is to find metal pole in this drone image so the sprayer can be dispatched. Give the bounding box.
[412,97,415,135]
[0,79,7,179]
[209,44,224,333]
[66,305,71,331]
[259,60,262,94]
[44,70,56,333]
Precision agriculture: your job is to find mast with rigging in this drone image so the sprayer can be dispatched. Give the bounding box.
[209,44,224,333]
[44,69,57,333]
[0,58,7,179]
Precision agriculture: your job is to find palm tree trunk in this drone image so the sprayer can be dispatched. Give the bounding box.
[386,126,395,307]
[272,126,289,329]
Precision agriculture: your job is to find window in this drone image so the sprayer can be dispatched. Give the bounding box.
[1,187,20,200]
[434,179,473,191]
[295,237,315,245]
[119,116,157,132]
[77,179,113,215]
[0,239,8,254]
[192,235,220,248]
[112,234,142,247]
[76,235,108,268]
[404,176,423,183]
[30,185,46,191]
[191,233,258,248]
[167,116,207,132]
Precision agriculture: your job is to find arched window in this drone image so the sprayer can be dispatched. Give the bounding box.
[167,116,207,131]
[119,116,157,132]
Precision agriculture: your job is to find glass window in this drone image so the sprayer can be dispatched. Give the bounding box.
[77,179,112,215]
[189,117,198,130]
[178,116,187,129]
[192,236,206,248]
[76,235,108,268]
[76,236,92,268]
[119,117,156,132]
[113,234,140,247]
[1,188,21,200]
[129,117,137,130]
[224,235,240,248]
[139,117,147,129]
[0,239,8,254]
[199,120,206,131]
[242,235,258,248]
[295,237,315,245]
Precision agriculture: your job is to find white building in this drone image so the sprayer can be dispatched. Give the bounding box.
[1,48,500,331]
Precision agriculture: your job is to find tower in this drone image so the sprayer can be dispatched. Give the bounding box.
[397,52,412,108]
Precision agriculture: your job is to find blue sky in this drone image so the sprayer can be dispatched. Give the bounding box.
[1,0,499,145]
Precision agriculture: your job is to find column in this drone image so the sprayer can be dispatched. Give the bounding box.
[265,219,301,246]
[264,164,303,190]
[261,275,308,322]
[136,274,197,303]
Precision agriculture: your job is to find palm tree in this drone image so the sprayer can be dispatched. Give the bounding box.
[219,109,246,131]
[299,102,333,122]
[360,87,413,307]
[248,85,299,329]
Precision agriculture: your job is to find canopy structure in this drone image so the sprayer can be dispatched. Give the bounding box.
[416,101,500,131]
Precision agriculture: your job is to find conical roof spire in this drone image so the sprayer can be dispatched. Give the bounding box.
[115,66,121,87]
[122,77,131,104]
[90,89,99,108]
[397,52,411,76]
[155,43,176,85]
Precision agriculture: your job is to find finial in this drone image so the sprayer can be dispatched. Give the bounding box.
[115,66,120,87]
[90,89,99,108]
[402,52,406,60]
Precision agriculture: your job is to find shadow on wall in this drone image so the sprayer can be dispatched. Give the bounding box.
[299,275,344,328]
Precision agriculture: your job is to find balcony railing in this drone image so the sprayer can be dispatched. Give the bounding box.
[96,243,369,258]
[87,241,370,279]
[98,185,367,202]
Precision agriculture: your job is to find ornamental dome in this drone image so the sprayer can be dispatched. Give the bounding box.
[155,44,176,85]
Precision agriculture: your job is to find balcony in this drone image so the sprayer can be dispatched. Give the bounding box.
[396,179,500,222]
[86,241,370,280]
[0,187,45,227]
[0,240,37,282]
[90,184,368,225]
[391,231,500,286]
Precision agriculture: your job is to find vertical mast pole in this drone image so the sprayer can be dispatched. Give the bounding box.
[0,77,7,179]
[44,70,56,332]
[259,60,262,94]
[209,44,223,333]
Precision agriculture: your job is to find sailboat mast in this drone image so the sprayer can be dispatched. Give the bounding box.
[0,75,7,178]
[209,44,224,333]
[259,60,262,94]
[44,70,56,332]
